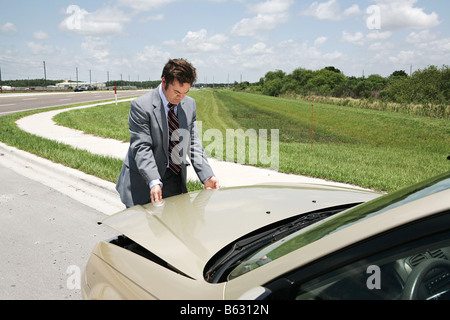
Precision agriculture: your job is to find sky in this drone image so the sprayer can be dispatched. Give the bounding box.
[0,0,449,84]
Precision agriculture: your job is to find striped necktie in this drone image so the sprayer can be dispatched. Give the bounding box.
[168,103,181,174]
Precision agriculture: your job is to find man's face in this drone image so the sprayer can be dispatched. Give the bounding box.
[162,77,191,105]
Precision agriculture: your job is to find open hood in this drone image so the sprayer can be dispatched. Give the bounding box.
[99,184,380,280]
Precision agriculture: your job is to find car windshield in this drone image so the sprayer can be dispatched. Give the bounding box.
[225,172,450,281]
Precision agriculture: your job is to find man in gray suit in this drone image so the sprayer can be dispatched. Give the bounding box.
[116,59,219,208]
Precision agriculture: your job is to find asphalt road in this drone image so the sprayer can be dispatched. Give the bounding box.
[0,89,148,115]
[0,91,130,299]
[0,161,118,300]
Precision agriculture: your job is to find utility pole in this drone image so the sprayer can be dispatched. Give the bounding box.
[89,69,92,84]
[43,61,47,82]
[76,67,79,86]
[0,66,2,93]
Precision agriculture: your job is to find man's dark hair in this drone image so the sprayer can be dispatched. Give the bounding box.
[161,58,197,89]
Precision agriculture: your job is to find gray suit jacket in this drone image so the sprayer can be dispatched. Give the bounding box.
[116,86,214,207]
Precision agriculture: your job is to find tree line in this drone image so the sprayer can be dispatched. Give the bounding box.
[235,65,450,108]
[1,79,230,90]
[0,79,61,88]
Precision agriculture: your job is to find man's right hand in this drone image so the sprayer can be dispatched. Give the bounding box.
[150,184,163,203]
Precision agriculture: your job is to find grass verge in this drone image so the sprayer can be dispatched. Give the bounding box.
[9,90,450,193]
[0,101,203,192]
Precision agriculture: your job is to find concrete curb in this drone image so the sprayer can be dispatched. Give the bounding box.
[0,141,124,215]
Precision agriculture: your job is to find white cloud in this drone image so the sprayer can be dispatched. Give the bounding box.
[388,50,417,64]
[33,31,50,40]
[59,5,130,36]
[323,51,344,60]
[139,14,165,23]
[252,0,294,14]
[301,0,361,21]
[368,41,394,52]
[426,38,450,53]
[232,42,272,56]
[406,30,437,44]
[135,45,171,64]
[132,46,172,79]
[81,37,110,60]
[231,0,294,38]
[314,36,328,46]
[0,22,17,33]
[340,30,392,47]
[343,4,361,17]
[231,14,280,38]
[371,0,440,30]
[168,29,228,53]
[403,31,450,65]
[116,0,177,11]
[183,29,228,52]
[341,31,365,45]
[27,42,56,55]
[227,38,346,75]
[366,31,392,41]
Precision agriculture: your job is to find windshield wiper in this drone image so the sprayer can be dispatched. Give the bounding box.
[205,203,360,283]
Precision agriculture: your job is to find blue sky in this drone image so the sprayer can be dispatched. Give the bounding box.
[0,0,449,83]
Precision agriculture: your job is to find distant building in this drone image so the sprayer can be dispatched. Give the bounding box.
[55,80,79,89]
[55,80,106,90]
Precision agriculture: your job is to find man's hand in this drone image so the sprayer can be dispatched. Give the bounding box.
[150,184,163,203]
[204,176,219,190]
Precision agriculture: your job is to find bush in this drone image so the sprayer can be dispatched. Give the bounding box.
[240,65,449,118]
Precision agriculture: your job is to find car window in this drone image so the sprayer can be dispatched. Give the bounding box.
[228,174,450,282]
[293,229,450,300]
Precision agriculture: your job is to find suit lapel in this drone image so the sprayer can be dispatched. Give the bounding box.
[177,101,188,131]
[152,88,169,158]
[177,101,188,181]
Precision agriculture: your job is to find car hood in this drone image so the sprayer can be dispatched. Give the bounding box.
[99,183,380,280]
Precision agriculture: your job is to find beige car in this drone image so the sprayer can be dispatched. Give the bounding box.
[82,172,450,300]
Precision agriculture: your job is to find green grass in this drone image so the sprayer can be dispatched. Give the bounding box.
[4,90,449,193]
[0,100,203,191]
[0,104,124,183]
[190,90,449,191]
[53,100,131,141]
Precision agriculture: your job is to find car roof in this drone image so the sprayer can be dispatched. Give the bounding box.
[100,183,380,280]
